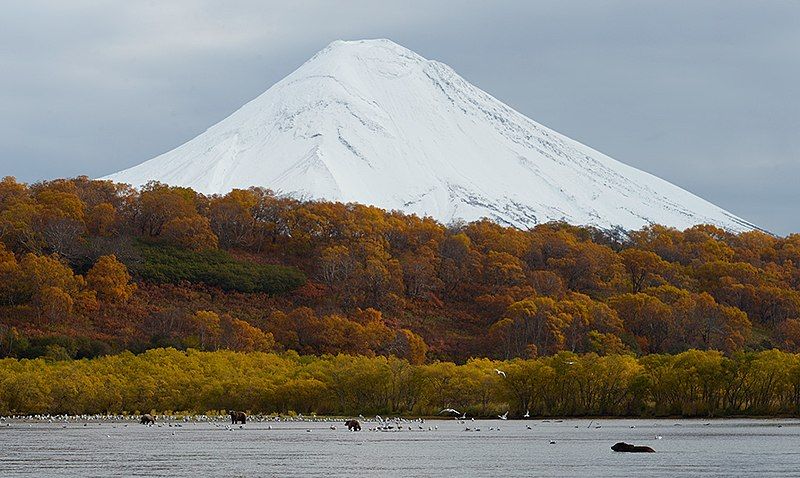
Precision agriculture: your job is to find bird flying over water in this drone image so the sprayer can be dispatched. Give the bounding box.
[439,409,461,416]
[499,411,508,420]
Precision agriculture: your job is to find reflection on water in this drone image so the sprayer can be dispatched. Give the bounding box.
[1,418,799,477]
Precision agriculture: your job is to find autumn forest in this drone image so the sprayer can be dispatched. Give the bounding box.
[1,176,800,415]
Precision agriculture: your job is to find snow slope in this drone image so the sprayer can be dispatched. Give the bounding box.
[103,39,757,232]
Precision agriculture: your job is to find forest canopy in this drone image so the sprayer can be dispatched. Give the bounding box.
[0,176,799,363]
[3,348,800,418]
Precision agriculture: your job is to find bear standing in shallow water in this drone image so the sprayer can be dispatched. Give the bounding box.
[140,414,155,425]
[229,410,247,424]
[345,419,361,431]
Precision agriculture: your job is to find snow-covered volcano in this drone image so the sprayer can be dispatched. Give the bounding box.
[104,39,756,232]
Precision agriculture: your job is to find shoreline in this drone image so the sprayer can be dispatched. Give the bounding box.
[3,414,800,423]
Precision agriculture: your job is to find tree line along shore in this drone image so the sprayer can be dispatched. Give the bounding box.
[2,178,800,420]
[2,348,800,418]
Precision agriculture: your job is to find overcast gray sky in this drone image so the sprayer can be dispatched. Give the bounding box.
[1,1,798,234]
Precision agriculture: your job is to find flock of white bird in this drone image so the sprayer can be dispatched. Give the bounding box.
[0,413,715,444]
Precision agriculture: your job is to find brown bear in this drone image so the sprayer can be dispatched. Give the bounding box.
[140,414,155,425]
[229,410,247,424]
[345,419,361,431]
[611,442,655,453]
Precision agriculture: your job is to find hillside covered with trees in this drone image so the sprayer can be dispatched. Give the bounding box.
[1,176,799,363]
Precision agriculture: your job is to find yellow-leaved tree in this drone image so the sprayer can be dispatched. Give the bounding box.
[86,255,136,304]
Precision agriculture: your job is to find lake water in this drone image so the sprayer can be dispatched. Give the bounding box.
[1,418,798,477]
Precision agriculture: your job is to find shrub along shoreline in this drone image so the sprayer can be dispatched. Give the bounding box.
[2,348,800,417]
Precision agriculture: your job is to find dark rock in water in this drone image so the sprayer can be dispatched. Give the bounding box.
[611,442,655,453]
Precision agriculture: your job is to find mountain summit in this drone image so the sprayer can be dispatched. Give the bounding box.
[104,39,756,232]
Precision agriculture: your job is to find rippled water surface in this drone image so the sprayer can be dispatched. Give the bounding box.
[1,418,799,477]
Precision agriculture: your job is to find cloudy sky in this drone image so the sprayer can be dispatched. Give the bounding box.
[1,1,797,234]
